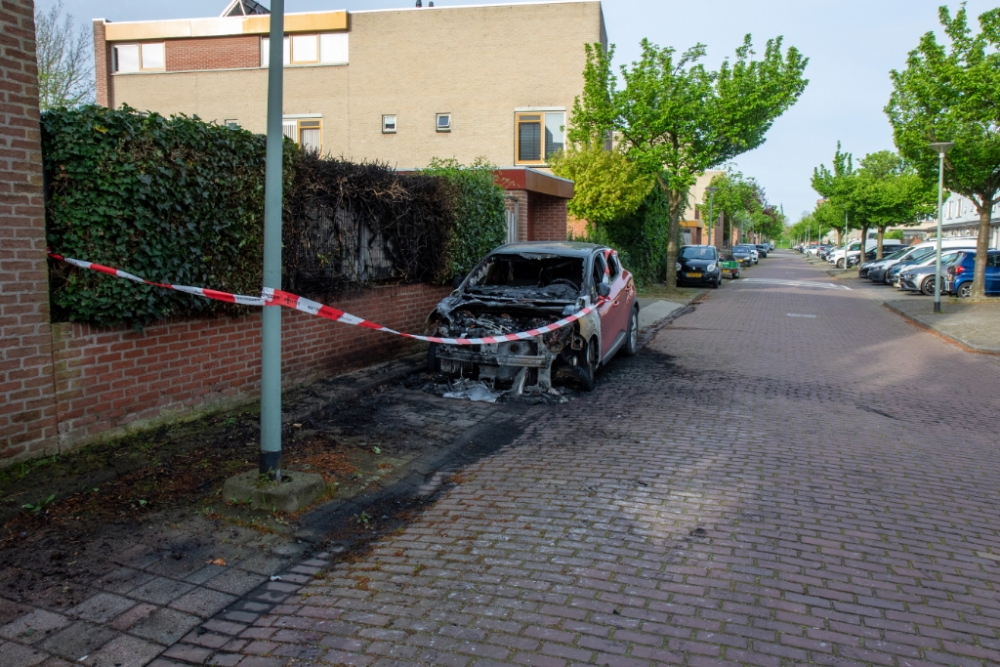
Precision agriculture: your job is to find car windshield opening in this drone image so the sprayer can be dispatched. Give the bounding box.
[464,253,585,300]
[681,247,717,260]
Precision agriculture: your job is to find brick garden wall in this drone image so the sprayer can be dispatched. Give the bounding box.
[0,0,60,463]
[48,282,449,449]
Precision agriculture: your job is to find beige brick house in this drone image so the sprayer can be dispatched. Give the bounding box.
[93,0,607,241]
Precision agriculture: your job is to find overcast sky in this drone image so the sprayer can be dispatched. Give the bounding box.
[40,0,997,220]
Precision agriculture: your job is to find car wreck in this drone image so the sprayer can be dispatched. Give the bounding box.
[426,242,639,396]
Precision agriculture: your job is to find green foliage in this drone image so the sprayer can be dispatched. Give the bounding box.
[886,4,1000,296]
[420,158,506,281]
[885,230,905,240]
[570,35,808,287]
[43,105,290,328]
[570,187,671,286]
[852,151,936,256]
[548,140,653,226]
[701,171,782,243]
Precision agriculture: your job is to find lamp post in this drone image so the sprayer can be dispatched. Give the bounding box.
[707,186,718,246]
[260,0,285,480]
[929,141,954,313]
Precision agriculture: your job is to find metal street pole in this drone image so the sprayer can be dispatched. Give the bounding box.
[260,0,285,480]
[929,141,954,313]
[843,210,849,270]
[707,186,718,247]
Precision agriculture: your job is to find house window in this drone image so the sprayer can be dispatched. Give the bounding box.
[262,33,349,67]
[436,113,451,132]
[282,117,322,154]
[515,111,565,164]
[382,115,397,134]
[113,43,166,73]
[224,119,239,129]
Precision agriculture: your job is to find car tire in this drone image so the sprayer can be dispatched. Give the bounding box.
[920,276,938,296]
[711,278,720,288]
[575,336,599,391]
[837,259,845,269]
[427,343,440,372]
[733,270,740,279]
[623,307,639,356]
[957,282,972,298]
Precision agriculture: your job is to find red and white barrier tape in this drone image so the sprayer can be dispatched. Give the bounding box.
[48,252,597,346]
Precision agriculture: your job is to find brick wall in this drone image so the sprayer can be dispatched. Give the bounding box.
[166,36,260,72]
[0,0,59,463]
[93,19,113,108]
[49,283,449,447]
[528,193,568,242]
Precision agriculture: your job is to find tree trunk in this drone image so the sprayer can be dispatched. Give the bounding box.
[657,176,685,291]
[858,225,868,268]
[876,227,884,260]
[971,203,993,298]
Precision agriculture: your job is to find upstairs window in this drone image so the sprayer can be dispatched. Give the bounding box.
[436,113,451,132]
[382,115,397,134]
[262,33,349,67]
[114,43,165,73]
[515,111,565,165]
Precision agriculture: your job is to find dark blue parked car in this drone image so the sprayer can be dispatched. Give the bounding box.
[945,250,1000,297]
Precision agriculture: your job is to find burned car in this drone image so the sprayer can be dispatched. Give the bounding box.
[426,242,638,395]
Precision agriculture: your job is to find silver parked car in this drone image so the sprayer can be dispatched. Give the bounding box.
[897,249,972,293]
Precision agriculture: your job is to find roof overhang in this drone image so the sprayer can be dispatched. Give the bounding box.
[494,168,574,199]
[100,10,348,42]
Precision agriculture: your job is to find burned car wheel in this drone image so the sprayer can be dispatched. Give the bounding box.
[574,336,599,392]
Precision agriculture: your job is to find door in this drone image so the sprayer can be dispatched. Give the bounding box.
[988,254,1000,294]
[592,252,617,358]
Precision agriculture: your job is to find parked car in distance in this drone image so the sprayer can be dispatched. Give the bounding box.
[889,245,976,286]
[677,245,723,288]
[754,244,769,258]
[731,245,755,266]
[870,239,979,284]
[829,240,903,268]
[897,250,966,295]
[426,242,638,395]
[859,246,911,279]
[945,249,1000,297]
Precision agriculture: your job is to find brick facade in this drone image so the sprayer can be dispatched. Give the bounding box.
[0,0,60,462]
[166,36,260,72]
[528,193,568,242]
[49,283,449,450]
[93,19,113,108]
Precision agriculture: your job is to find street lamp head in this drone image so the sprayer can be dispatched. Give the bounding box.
[707,186,718,194]
[928,141,955,155]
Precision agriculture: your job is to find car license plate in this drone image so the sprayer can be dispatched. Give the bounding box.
[687,272,702,278]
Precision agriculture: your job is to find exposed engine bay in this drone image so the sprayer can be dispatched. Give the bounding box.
[426,252,595,396]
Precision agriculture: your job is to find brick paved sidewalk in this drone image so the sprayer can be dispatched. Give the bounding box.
[10,252,1000,667]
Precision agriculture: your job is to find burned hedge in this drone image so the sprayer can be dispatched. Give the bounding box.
[282,154,455,298]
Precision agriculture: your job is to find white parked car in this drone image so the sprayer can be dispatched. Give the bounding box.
[828,240,904,268]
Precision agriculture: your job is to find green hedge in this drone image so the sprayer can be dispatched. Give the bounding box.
[569,186,671,286]
[43,105,293,328]
[420,158,507,281]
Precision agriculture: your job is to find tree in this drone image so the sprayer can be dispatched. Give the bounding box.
[886,5,1000,297]
[35,1,93,110]
[852,151,935,259]
[699,171,768,246]
[548,140,654,228]
[570,37,808,289]
[812,142,858,262]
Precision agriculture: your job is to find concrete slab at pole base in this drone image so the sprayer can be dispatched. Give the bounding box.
[222,470,326,513]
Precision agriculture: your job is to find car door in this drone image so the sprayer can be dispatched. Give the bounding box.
[591,251,618,359]
[605,251,631,340]
[988,253,1000,294]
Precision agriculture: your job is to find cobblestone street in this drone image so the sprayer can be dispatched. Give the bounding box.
[160,251,1000,667]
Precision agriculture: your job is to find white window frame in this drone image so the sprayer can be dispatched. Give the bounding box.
[436,113,451,133]
[382,115,397,134]
[113,43,166,73]
[282,115,323,153]
[262,33,349,67]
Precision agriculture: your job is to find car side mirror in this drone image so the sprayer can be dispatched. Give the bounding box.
[597,283,611,298]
